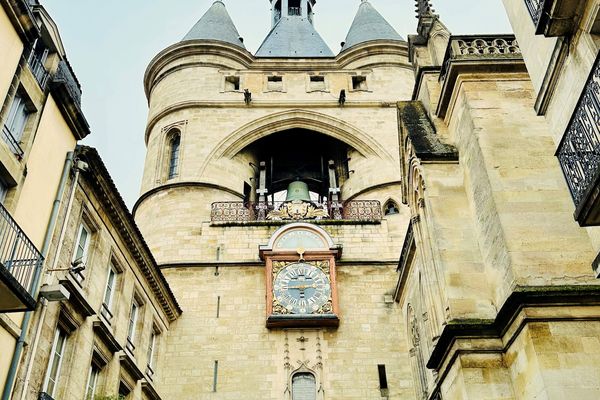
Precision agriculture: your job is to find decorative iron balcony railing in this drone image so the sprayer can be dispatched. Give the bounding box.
[0,202,43,297]
[27,51,50,89]
[1,125,25,158]
[211,200,382,223]
[525,0,544,25]
[288,7,302,16]
[556,53,600,220]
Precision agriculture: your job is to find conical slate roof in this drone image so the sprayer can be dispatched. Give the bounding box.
[255,17,334,58]
[341,0,403,52]
[182,1,245,49]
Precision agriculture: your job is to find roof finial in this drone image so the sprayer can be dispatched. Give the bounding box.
[415,0,435,19]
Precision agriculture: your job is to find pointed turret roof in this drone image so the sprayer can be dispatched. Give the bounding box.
[255,17,334,58]
[182,1,245,49]
[341,0,403,52]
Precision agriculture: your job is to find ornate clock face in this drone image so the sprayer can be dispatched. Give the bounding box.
[273,262,332,315]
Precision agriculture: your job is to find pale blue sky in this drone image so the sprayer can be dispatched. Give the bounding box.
[42,0,512,208]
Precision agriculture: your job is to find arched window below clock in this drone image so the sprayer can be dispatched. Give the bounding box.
[292,372,316,400]
[384,200,400,216]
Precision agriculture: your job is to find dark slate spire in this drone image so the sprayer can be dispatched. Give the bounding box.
[182,1,246,49]
[255,0,334,58]
[341,0,403,52]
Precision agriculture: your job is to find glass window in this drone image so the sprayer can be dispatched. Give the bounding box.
[102,265,117,320]
[127,300,139,345]
[384,201,400,216]
[84,365,99,400]
[147,329,158,374]
[3,93,30,142]
[0,178,9,204]
[292,373,316,400]
[168,134,181,179]
[43,328,67,397]
[73,223,91,263]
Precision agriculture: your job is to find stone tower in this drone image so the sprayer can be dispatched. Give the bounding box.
[134,0,416,398]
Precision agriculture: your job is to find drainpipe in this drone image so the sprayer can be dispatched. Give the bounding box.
[18,157,84,400]
[1,151,74,400]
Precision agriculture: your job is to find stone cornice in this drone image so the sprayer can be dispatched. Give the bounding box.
[426,285,600,371]
[0,0,40,44]
[76,146,182,322]
[132,181,244,217]
[145,101,399,146]
[436,35,526,119]
[144,39,411,100]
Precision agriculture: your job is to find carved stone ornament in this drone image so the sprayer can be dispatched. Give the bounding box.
[267,200,330,221]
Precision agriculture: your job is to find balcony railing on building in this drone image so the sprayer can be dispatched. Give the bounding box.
[525,0,543,26]
[0,202,44,312]
[525,0,581,36]
[556,52,600,226]
[27,50,50,89]
[211,200,383,223]
[1,125,25,158]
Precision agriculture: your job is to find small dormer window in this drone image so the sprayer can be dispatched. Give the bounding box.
[267,76,283,91]
[225,76,240,91]
[352,76,368,91]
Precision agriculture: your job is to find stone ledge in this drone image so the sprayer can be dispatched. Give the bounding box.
[426,285,600,371]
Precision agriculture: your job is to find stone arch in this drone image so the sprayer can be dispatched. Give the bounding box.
[213,109,394,161]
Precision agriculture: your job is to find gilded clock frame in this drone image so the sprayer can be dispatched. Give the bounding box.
[264,251,340,328]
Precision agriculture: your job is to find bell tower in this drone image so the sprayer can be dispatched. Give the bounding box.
[271,0,315,26]
[135,0,416,398]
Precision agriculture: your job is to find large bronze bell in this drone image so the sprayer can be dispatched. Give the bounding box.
[285,180,311,202]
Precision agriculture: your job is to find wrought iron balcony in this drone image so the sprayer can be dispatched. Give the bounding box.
[556,52,600,226]
[27,51,50,89]
[1,125,25,158]
[525,0,544,26]
[0,203,43,312]
[525,0,580,36]
[211,200,382,223]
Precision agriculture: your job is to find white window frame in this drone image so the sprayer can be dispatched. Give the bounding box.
[146,328,158,378]
[167,133,181,180]
[127,300,140,350]
[101,264,118,319]
[84,365,99,400]
[73,222,91,263]
[42,328,67,397]
[4,93,30,142]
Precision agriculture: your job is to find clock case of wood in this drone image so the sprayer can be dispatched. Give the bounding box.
[263,252,340,328]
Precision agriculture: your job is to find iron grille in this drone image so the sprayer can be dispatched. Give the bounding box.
[0,202,44,295]
[556,52,600,209]
[525,0,544,25]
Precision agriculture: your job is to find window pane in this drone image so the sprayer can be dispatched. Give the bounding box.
[128,302,138,340]
[104,268,116,307]
[74,224,90,262]
[168,135,180,179]
[292,373,316,400]
[45,329,67,397]
[85,366,99,400]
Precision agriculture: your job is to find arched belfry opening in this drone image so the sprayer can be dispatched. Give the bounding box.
[245,129,351,205]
